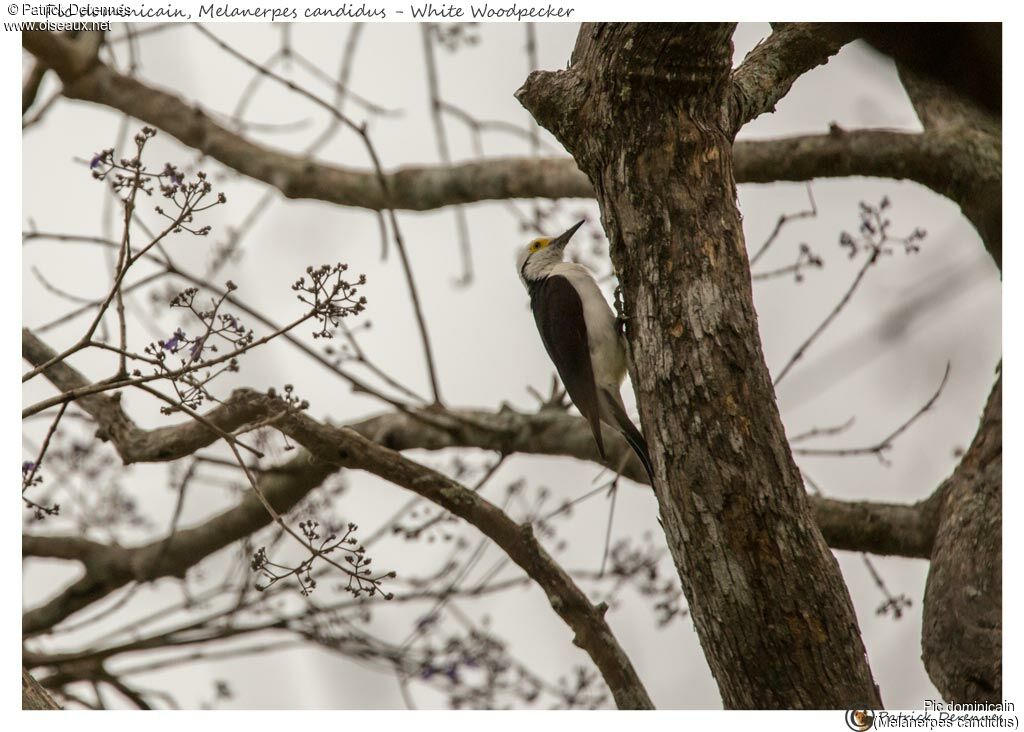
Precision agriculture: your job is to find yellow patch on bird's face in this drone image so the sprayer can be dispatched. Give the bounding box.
[528,238,551,253]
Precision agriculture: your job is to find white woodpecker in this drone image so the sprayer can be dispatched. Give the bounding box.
[516,220,655,484]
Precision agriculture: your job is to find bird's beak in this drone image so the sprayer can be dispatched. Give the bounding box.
[549,220,585,251]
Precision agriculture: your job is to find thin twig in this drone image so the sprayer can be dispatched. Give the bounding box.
[23,166,214,384]
[24,231,419,410]
[192,25,443,405]
[773,247,879,386]
[789,416,856,443]
[794,363,951,464]
[750,183,816,267]
[422,24,473,285]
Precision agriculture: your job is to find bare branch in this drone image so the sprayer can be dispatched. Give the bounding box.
[22,450,337,636]
[188,25,442,404]
[23,27,999,273]
[773,198,926,387]
[749,184,816,267]
[23,386,654,708]
[22,60,49,114]
[850,23,1000,118]
[255,396,654,709]
[794,363,950,464]
[728,23,856,132]
[22,323,945,562]
[422,24,473,284]
[809,495,940,560]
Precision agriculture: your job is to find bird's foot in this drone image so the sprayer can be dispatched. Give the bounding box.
[613,285,631,336]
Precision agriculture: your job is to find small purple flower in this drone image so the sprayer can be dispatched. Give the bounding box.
[161,163,184,189]
[22,461,35,474]
[189,336,206,363]
[89,153,104,170]
[160,328,186,352]
[420,665,436,680]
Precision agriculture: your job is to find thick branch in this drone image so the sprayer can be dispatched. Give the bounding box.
[22,534,110,562]
[21,31,93,78]
[23,328,651,706]
[22,61,49,114]
[729,23,855,131]
[23,326,937,560]
[353,406,941,559]
[736,128,951,189]
[737,122,999,269]
[23,31,591,211]
[23,26,1000,271]
[275,404,652,708]
[894,66,1001,270]
[22,449,335,637]
[23,389,653,709]
[848,23,1000,118]
[22,328,146,455]
[809,495,939,559]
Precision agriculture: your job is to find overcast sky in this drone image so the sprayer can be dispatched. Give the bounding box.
[22,22,1001,709]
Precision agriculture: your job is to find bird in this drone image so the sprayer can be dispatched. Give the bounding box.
[516,220,655,485]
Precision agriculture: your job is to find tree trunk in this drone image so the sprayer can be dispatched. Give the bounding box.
[922,373,1002,701]
[23,668,61,710]
[518,23,881,709]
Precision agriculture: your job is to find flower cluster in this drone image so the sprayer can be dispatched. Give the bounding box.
[432,22,480,51]
[142,284,252,413]
[251,522,395,599]
[877,593,914,620]
[88,126,159,196]
[840,197,927,259]
[22,459,59,521]
[153,169,225,236]
[23,437,147,530]
[21,459,51,514]
[89,126,226,231]
[292,263,367,339]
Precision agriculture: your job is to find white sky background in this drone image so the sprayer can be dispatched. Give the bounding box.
[21,22,1002,709]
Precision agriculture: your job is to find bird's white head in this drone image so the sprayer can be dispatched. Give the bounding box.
[516,220,585,284]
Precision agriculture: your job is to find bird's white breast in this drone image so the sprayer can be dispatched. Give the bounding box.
[549,263,627,390]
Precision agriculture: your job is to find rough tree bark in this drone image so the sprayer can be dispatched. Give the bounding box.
[23,668,61,710]
[518,23,881,709]
[891,57,1002,703]
[922,374,1002,702]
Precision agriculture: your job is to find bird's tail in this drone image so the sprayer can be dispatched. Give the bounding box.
[599,389,656,486]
